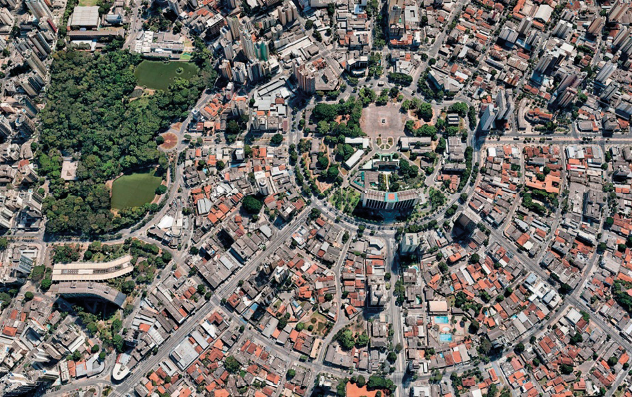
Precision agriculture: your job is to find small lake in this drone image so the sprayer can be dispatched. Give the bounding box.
[111,171,162,209]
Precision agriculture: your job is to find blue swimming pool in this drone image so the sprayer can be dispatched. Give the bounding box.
[435,316,449,324]
[440,334,453,342]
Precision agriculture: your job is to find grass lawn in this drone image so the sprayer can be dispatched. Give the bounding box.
[330,187,361,214]
[90,248,126,263]
[306,312,329,336]
[78,0,99,5]
[134,61,198,91]
[310,312,327,322]
[111,171,162,209]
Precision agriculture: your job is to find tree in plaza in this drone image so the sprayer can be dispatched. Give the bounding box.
[449,102,468,117]
[326,165,339,180]
[271,133,283,145]
[317,153,329,169]
[334,328,355,350]
[113,334,124,352]
[316,120,331,135]
[312,103,337,121]
[355,333,369,348]
[418,102,433,121]
[514,342,525,354]
[111,318,122,333]
[40,278,52,291]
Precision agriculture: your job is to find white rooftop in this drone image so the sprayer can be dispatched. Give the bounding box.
[70,6,100,27]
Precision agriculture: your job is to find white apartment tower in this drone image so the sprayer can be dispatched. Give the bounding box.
[551,21,572,39]
[479,104,496,132]
[222,39,235,60]
[614,27,630,48]
[2,0,19,8]
[621,37,632,57]
[25,51,46,79]
[535,54,554,74]
[557,87,577,108]
[277,1,298,25]
[0,115,12,139]
[600,82,619,103]
[495,89,514,121]
[228,17,240,39]
[219,59,233,80]
[587,17,604,35]
[0,8,14,26]
[595,62,617,86]
[19,77,38,96]
[517,17,532,36]
[232,62,247,84]
[25,0,53,20]
[556,73,582,95]
[240,30,256,59]
[609,0,630,23]
[400,233,419,254]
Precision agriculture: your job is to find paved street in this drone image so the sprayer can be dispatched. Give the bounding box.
[110,210,309,395]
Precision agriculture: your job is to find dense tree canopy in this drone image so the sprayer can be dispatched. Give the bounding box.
[39,49,210,236]
[418,102,433,121]
[310,98,367,145]
[448,102,468,117]
[270,133,284,145]
[334,328,356,350]
[387,72,413,86]
[242,195,263,214]
[224,356,241,373]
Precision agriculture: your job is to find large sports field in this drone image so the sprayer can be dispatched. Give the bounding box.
[111,171,162,209]
[134,61,198,91]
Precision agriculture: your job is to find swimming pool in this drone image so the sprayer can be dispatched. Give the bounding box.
[434,316,449,324]
[440,334,453,342]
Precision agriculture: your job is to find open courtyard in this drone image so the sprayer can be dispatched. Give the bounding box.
[360,103,409,150]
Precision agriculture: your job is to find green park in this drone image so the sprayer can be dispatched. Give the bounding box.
[134,61,199,90]
[110,171,163,209]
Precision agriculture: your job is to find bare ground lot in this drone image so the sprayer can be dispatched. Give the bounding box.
[160,132,178,150]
